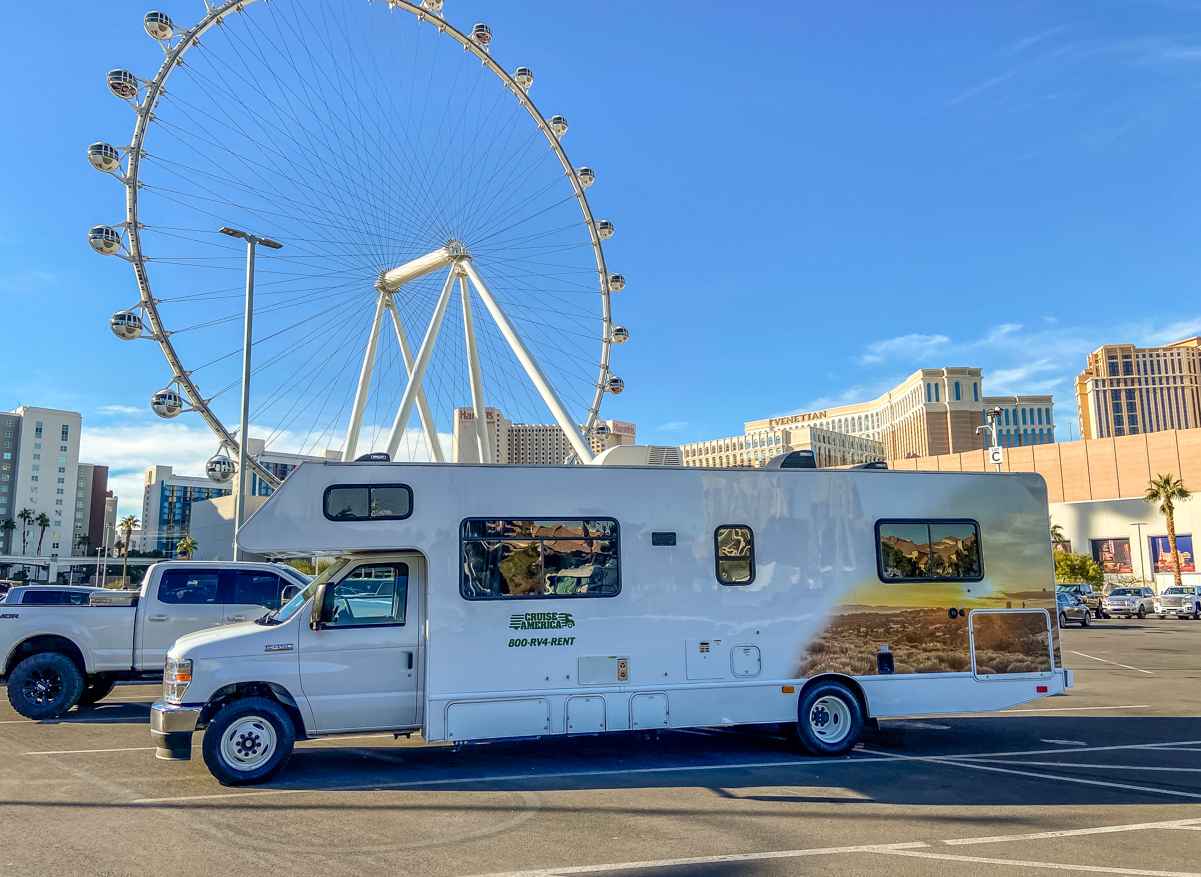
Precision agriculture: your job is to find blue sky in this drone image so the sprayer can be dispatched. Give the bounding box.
[3,1,1201,514]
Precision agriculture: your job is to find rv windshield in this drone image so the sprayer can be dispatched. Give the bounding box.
[263,557,351,625]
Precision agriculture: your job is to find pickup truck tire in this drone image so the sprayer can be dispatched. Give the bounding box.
[794,680,864,756]
[1137,605,1147,619]
[7,653,85,720]
[202,697,295,786]
[78,677,117,707]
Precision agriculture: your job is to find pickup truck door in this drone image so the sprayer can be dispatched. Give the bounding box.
[221,569,288,624]
[137,568,224,669]
[297,558,421,733]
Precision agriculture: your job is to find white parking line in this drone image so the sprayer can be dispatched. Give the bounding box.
[955,758,1201,774]
[944,817,1201,846]
[879,848,1199,876]
[1069,650,1154,675]
[467,842,931,877]
[866,749,1201,801]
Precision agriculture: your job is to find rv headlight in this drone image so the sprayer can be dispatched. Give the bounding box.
[164,657,193,704]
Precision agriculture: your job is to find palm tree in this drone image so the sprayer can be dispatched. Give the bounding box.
[16,508,33,556]
[34,513,50,556]
[176,534,198,560]
[1,519,14,553]
[1144,474,1193,588]
[118,515,139,585]
[1050,521,1067,550]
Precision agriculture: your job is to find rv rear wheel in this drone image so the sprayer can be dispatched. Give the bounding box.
[201,697,295,786]
[795,680,864,756]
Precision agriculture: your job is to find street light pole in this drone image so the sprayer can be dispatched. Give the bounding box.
[219,226,283,561]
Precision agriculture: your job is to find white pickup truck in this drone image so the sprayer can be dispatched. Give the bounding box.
[0,561,308,719]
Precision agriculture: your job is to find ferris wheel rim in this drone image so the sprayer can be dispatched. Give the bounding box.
[117,0,614,481]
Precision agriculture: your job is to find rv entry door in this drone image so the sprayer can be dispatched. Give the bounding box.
[298,556,422,733]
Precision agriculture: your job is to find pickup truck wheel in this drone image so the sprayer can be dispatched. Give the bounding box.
[78,677,117,707]
[202,697,294,786]
[794,680,864,756]
[7,653,84,720]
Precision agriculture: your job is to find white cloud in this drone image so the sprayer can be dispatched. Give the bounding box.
[96,404,143,416]
[654,420,689,433]
[858,334,950,365]
[1140,319,1201,347]
[986,358,1061,393]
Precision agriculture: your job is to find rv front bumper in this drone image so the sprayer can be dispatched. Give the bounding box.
[150,700,201,761]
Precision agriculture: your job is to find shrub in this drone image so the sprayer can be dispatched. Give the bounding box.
[1055,552,1103,587]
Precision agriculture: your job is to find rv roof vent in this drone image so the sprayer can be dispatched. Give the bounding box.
[592,445,683,466]
[766,450,817,470]
[354,452,391,463]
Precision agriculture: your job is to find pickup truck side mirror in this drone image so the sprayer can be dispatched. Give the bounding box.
[309,583,328,631]
[281,584,301,603]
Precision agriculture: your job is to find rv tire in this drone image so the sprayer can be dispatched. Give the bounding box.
[795,680,864,756]
[201,696,295,786]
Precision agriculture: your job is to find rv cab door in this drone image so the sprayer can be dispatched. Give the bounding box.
[298,555,422,733]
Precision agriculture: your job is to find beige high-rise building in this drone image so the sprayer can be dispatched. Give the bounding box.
[745,368,989,460]
[681,425,884,470]
[451,407,635,465]
[1075,337,1201,440]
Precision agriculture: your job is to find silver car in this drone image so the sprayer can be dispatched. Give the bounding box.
[1057,591,1091,627]
[1102,586,1157,619]
[1158,586,1201,620]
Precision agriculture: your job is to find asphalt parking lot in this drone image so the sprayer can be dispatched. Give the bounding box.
[0,619,1199,877]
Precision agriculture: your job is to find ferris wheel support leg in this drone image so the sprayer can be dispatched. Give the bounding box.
[385,267,458,460]
[385,297,444,463]
[459,274,493,464]
[342,291,388,462]
[460,260,595,465]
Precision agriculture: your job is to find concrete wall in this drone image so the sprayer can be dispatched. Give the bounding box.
[1050,497,1200,590]
[187,494,267,561]
[891,427,1201,503]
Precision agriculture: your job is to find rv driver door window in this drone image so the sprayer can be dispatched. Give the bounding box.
[460,518,620,600]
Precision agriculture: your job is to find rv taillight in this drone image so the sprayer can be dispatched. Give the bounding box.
[1036,685,1048,693]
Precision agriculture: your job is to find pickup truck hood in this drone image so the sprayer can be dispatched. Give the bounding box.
[171,618,294,660]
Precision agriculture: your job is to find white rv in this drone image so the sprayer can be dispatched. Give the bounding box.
[150,460,1072,785]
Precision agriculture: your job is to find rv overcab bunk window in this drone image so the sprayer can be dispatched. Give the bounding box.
[715,525,755,585]
[460,518,620,600]
[323,483,413,522]
[876,519,983,582]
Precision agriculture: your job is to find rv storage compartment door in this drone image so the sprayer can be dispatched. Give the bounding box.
[969,609,1054,680]
[566,696,607,734]
[630,693,669,730]
[446,699,551,741]
[579,656,630,685]
[731,645,762,678]
[685,639,724,680]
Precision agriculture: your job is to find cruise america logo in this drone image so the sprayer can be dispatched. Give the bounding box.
[509,612,575,631]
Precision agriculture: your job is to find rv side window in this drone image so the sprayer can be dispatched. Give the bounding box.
[876,520,983,582]
[715,526,755,585]
[323,483,413,521]
[460,518,620,600]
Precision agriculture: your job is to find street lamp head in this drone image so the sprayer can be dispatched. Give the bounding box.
[219,226,247,240]
[218,226,283,249]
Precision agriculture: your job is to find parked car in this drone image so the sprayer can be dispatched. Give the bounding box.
[1102,586,1158,619]
[1057,583,1105,618]
[0,561,309,719]
[1158,585,1201,620]
[3,585,108,606]
[1057,591,1091,627]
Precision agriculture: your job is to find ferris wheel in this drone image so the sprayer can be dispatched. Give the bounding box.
[88,0,628,489]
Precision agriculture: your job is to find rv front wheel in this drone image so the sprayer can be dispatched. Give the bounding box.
[795,681,864,756]
[201,697,295,786]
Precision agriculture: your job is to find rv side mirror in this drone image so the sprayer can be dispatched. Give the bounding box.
[309,583,328,631]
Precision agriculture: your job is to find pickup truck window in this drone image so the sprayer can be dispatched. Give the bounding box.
[19,590,91,606]
[158,570,220,605]
[321,563,408,627]
[232,571,285,610]
[460,518,620,600]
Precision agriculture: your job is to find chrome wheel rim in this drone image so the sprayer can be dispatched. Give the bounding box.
[808,695,852,744]
[220,716,277,772]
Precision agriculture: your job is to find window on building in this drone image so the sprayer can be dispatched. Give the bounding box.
[877,520,982,582]
[34,422,43,438]
[934,384,940,402]
[715,525,755,585]
[953,381,961,401]
[973,382,979,402]
[460,518,620,600]
[319,562,409,627]
[323,484,413,521]
[60,425,69,442]
[1004,409,1010,426]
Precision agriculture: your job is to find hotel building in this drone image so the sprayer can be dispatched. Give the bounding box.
[981,395,1056,448]
[1075,337,1201,439]
[681,425,885,469]
[5,407,82,557]
[71,463,111,556]
[451,407,636,465]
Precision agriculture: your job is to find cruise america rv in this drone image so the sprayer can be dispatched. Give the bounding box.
[150,459,1072,785]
